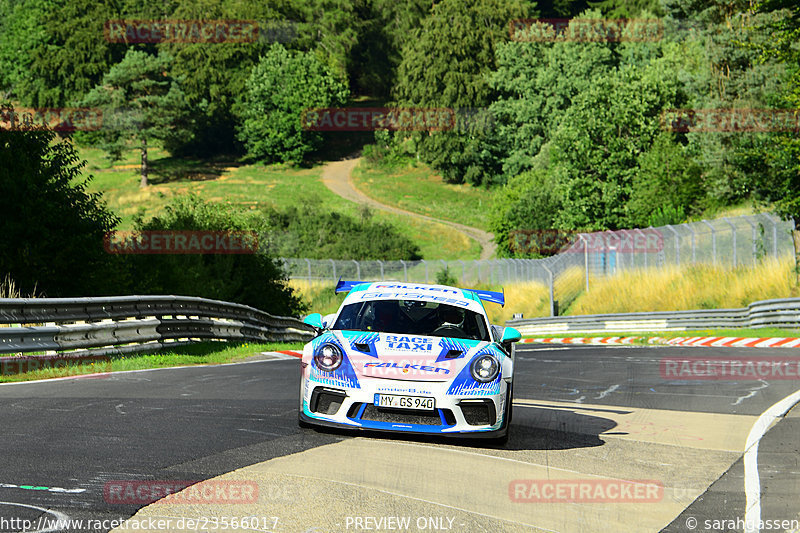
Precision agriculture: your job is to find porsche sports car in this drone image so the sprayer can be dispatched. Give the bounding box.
[299,281,521,442]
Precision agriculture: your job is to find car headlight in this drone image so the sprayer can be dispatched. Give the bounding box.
[314,343,343,372]
[470,354,500,383]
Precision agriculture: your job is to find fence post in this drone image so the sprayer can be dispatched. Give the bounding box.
[578,234,589,292]
[664,225,680,266]
[305,258,312,280]
[330,259,336,281]
[688,224,697,264]
[770,214,779,257]
[723,217,737,267]
[378,260,384,280]
[743,217,757,265]
[636,228,648,269]
[458,260,466,283]
[400,260,407,281]
[542,263,555,317]
[352,259,361,279]
[702,220,717,265]
[421,260,428,283]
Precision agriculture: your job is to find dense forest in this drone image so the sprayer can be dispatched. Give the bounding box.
[1,0,798,301]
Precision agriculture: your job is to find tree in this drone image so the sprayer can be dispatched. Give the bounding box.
[1,0,168,107]
[155,0,284,156]
[751,0,800,221]
[80,49,193,188]
[487,12,618,181]
[626,132,703,226]
[489,169,564,257]
[547,62,683,230]
[237,43,349,164]
[0,104,122,297]
[391,0,536,185]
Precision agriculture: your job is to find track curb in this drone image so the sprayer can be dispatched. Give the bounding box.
[522,336,800,348]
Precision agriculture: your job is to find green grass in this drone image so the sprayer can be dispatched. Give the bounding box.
[77,143,480,259]
[0,341,303,383]
[351,161,493,231]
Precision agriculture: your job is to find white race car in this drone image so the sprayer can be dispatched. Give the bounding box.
[299,281,521,443]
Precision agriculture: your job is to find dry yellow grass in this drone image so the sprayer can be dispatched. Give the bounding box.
[566,257,797,315]
[288,258,798,325]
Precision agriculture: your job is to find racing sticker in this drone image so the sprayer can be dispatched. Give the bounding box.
[446,346,503,396]
[310,334,361,389]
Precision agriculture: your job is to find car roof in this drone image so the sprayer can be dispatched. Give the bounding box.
[341,282,488,314]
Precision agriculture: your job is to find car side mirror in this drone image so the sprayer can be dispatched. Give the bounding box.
[501,326,522,343]
[303,313,324,332]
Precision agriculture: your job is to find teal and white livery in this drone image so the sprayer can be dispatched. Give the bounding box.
[299,281,521,443]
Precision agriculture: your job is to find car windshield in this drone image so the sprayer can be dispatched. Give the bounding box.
[332,299,490,341]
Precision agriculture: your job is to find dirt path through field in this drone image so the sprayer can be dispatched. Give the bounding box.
[321,157,496,259]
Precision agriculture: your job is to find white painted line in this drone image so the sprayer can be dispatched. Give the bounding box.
[0,501,71,533]
[743,386,800,533]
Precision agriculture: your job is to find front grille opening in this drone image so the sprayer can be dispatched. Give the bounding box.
[347,402,363,418]
[442,409,457,426]
[361,405,442,425]
[459,400,496,426]
[310,388,346,415]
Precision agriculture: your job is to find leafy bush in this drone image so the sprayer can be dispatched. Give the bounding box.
[126,195,305,316]
[261,201,421,260]
[435,267,458,286]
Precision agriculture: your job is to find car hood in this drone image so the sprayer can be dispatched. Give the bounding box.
[332,330,492,381]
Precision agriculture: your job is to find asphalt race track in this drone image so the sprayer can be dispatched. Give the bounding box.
[0,345,798,533]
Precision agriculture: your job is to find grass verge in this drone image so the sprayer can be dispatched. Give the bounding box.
[77,144,479,259]
[351,161,492,231]
[0,341,303,383]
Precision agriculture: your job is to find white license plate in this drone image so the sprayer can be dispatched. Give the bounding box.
[374,394,435,410]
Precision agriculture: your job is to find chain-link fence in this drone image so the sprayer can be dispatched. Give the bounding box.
[281,214,796,316]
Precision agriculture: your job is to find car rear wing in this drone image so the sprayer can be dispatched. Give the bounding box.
[468,289,505,307]
[334,280,504,306]
[334,280,368,293]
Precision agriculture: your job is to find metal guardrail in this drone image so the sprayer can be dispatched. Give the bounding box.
[506,298,800,335]
[0,296,314,360]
